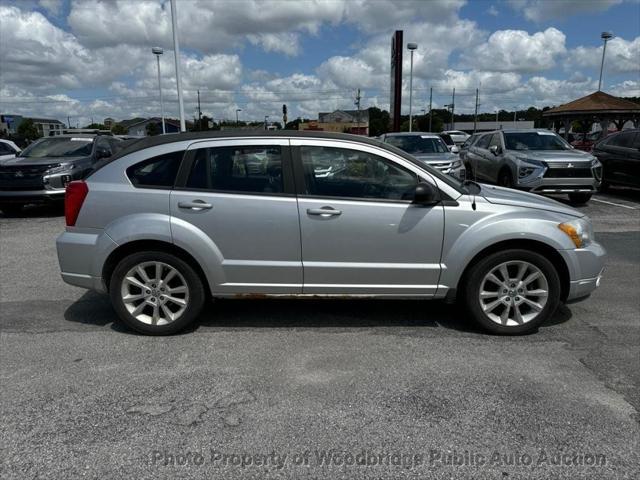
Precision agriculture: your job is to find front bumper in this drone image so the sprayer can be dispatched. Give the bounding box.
[559,240,606,302]
[516,164,601,193]
[0,188,65,203]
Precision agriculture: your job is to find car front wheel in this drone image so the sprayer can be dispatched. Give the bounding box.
[463,249,561,335]
[109,251,205,335]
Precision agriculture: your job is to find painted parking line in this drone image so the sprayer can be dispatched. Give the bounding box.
[592,198,639,210]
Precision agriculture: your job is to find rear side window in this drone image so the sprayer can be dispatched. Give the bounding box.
[185,145,283,194]
[127,150,184,188]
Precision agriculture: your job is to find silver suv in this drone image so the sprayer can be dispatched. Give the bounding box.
[379,132,465,179]
[56,132,605,335]
[464,129,602,204]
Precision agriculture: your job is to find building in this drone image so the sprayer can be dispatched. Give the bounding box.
[299,109,369,135]
[452,121,535,133]
[120,117,182,136]
[31,117,65,136]
[0,114,24,135]
[542,91,640,140]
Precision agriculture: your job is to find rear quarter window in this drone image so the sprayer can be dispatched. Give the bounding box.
[126,150,184,188]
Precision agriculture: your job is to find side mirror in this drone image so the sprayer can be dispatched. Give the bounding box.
[95,147,111,159]
[451,145,460,154]
[489,145,501,155]
[413,182,439,206]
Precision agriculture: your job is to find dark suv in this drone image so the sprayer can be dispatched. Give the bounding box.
[592,129,640,190]
[0,134,121,215]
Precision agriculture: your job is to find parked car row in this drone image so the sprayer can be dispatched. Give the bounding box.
[592,129,640,190]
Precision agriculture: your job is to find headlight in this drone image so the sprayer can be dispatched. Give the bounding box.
[591,157,602,168]
[558,218,594,248]
[516,157,545,179]
[451,160,462,168]
[45,163,76,175]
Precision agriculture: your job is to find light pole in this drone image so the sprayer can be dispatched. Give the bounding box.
[169,0,186,132]
[264,115,269,130]
[236,109,242,126]
[598,31,613,91]
[407,42,418,132]
[152,47,166,134]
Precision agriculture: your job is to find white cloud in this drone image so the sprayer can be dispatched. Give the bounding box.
[508,0,623,22]
[247,33,301,56]
[461,28,566,73]
[570,36,640,74]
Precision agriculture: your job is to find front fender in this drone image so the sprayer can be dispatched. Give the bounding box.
[440,207,575,289]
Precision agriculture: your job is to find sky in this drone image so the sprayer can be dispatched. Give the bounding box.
[0,0,638,127]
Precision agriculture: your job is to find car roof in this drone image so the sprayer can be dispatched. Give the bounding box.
[110,130,406,160]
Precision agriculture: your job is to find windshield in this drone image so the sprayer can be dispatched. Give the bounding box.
[504,132,571,151]
[386,136,448,154]
[20,137,94,158]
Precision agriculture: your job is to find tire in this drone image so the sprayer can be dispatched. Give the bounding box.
[109,251,205,335]
[497,169,514,188]
[0,203,24,216]
[462,249,561,335]
[568,192,592,205]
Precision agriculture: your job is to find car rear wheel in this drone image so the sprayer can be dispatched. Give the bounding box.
[109,251,205,335]
[463,249,561,335]
[568,192,592,204]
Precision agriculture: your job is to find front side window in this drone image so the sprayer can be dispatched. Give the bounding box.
[127,150,184,188]
[504,131,571,151]
[185,145,283,194]
[475,134,492,149]
[607,131,636,148]
[300,146,418,201]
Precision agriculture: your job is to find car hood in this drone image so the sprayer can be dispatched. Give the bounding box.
[480,184,584,218]
[510,149,594,163]
[413,152,458,163]
[0,155,87,166]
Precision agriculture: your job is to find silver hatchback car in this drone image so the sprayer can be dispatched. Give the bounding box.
[56,132,605,335]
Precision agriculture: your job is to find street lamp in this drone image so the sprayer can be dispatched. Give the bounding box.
[407,42,418,132]
[236,109,242,126]
[151,47,166,134]
[598,31,614,91]
[264,115,269,130]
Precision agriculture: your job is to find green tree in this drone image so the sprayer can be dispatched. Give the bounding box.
[84,123,107,130]
[367,107,390,137]
[146,122,159,136]
[17,118,40,141]
[111,124,127,135]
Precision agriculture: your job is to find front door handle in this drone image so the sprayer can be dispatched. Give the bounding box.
[178,200,213,210]
[307,207,342,217]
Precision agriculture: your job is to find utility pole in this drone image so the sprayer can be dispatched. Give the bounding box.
[450,88,455,130]
[170,0,186,132]
[354,88,361,134]
[197,89,202,130]
[473,88,479,133]
[428,87,433,132]
[67,116,71,129]
[513,109,517,126]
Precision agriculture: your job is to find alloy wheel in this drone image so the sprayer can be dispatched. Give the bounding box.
[120,261,190,325]
[478,260,549,326]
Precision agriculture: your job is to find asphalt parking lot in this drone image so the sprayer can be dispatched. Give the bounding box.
[1,190,639,479]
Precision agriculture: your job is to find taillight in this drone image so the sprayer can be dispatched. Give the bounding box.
[65,180,88,226]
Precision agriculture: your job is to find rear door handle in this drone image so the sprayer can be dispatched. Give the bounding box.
[307,207,342,217]
[178,200,212,210]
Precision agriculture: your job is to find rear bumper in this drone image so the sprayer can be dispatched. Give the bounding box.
[57,229,116,293]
